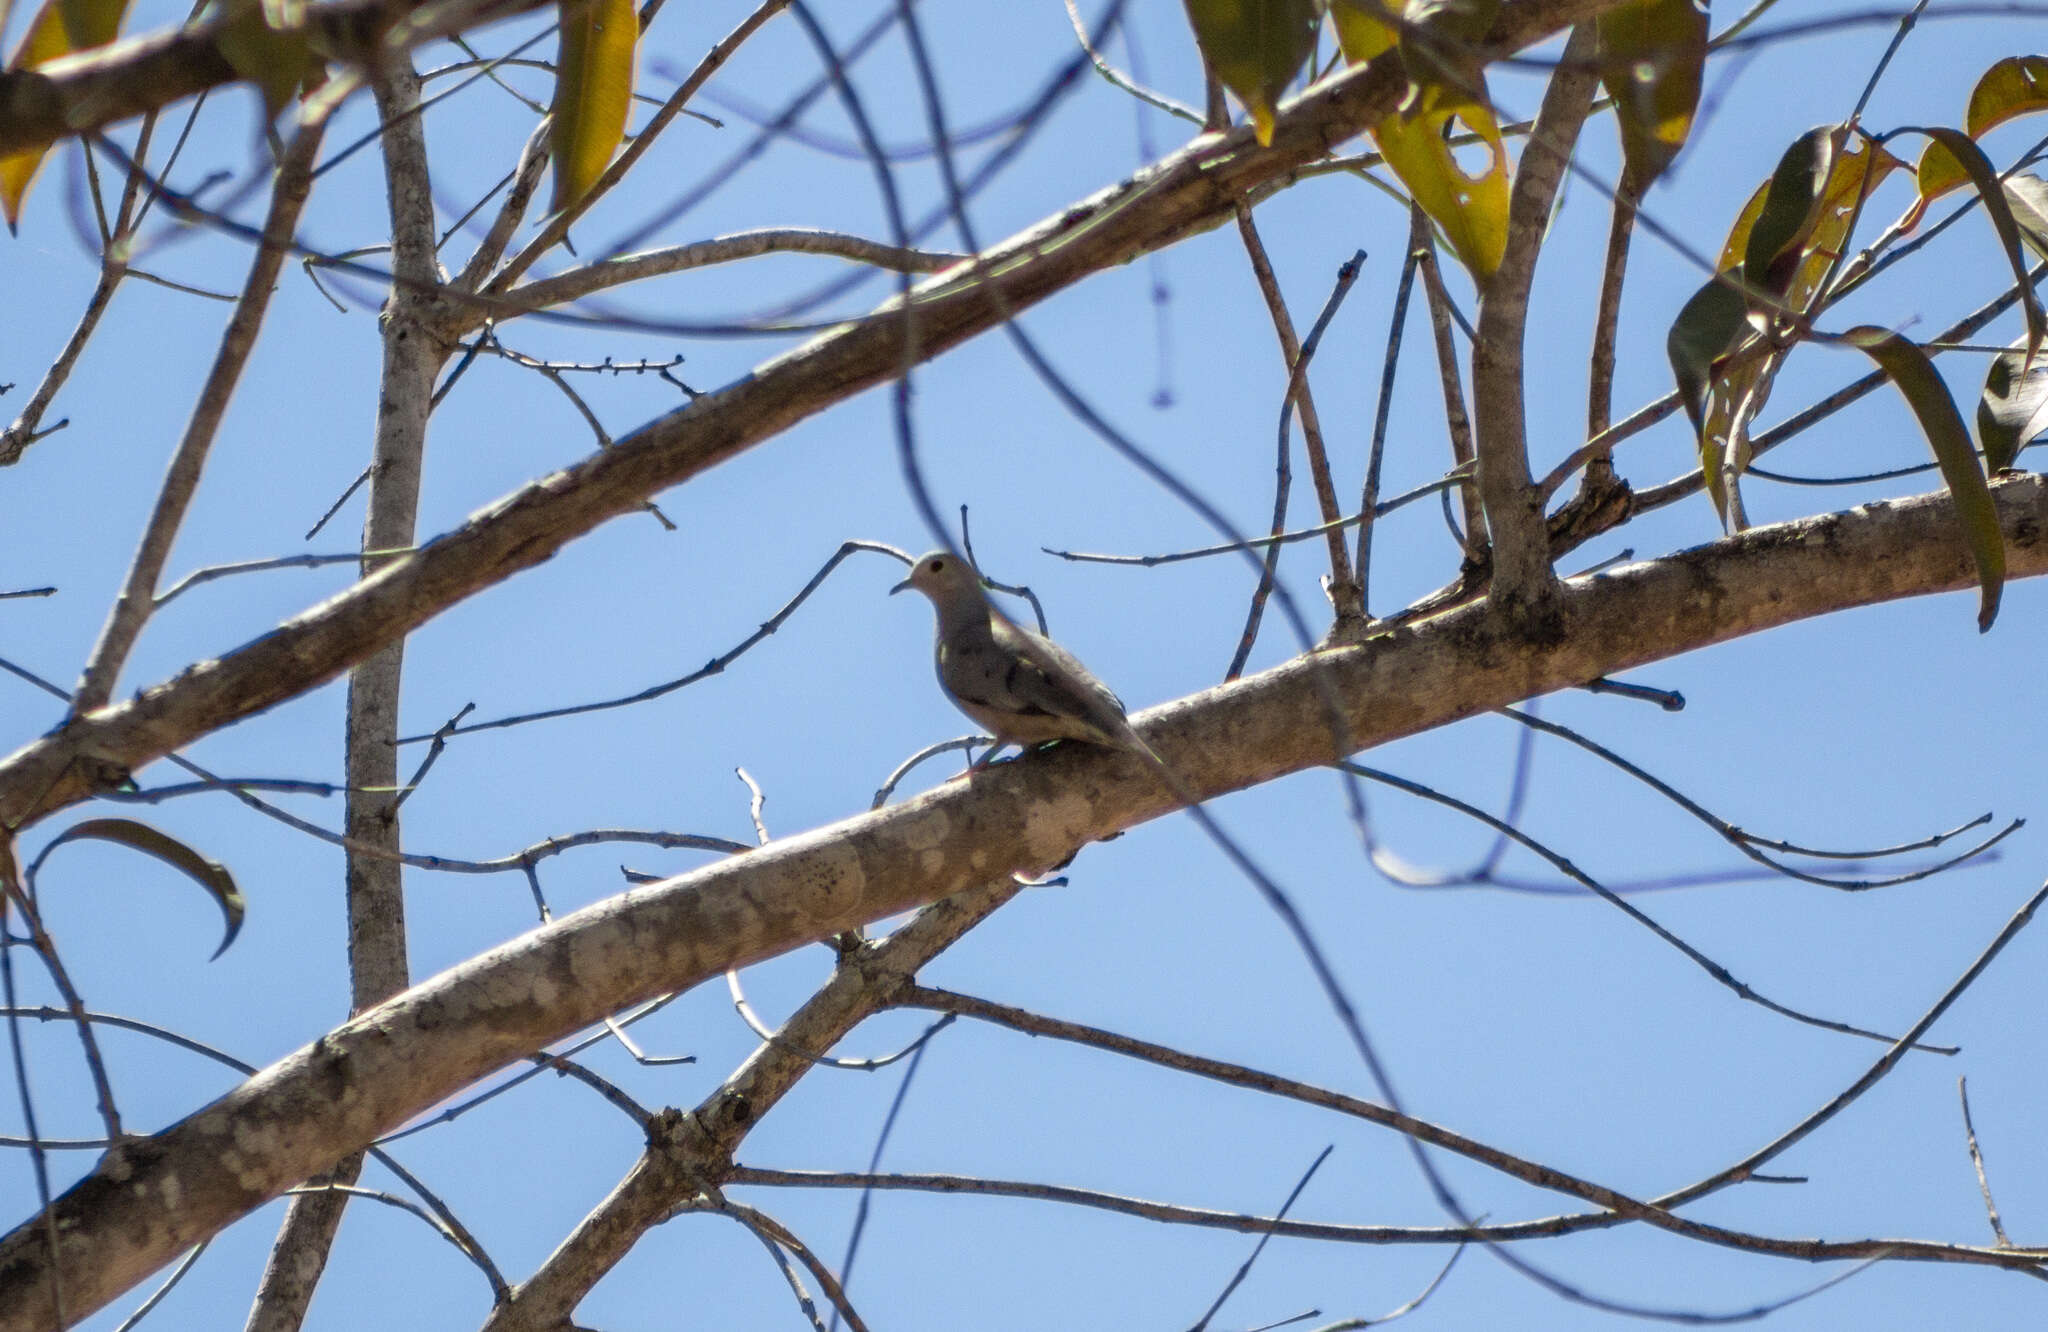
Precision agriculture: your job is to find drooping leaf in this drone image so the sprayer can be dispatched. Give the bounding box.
[210,0,314,119]
[1395,0,1497,91]
[1595,0,1708,195]
[1716,132,1903,285]
[1742,126,1839,298]
[2003,172,2048,261]
[548,0,639,214]
[1665,275,1749,518]
[1370,82,1511,280]
[1183,0,1322,146]
[1845,327,2006,632]
[1913,56,2048,210]
[1900,127,2046,361]
[1329,0,1511,280]
[1674,132,1904,528]
[1403,0,1497,41]
[1978,348,2048,472]
[0,0,135,227]
[37,818,246,958]
[1329,0,1398,62]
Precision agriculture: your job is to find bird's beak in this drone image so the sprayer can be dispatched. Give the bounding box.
[889,577,911,596]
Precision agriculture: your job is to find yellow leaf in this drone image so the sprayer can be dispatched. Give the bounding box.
[1912,56,2048,220]
[1689,131,1901,527]
[1329,0,1399,62]
[1370,84,1510,280]
[548,0,639,214]
[1,0,134,227]
[1715,131,1903,295]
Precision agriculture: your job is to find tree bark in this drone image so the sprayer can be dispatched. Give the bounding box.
[1,474,2042,1330]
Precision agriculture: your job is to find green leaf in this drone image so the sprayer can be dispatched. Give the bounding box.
[211,0,314,120]
[1,0,135,227]
[548,0,639,214]
[1743,126,1837,298]
[1844,327,2006,632]
[1978,349,2048,472]
[1665,275,1749,519]
[1716,133,1902,284]
[1898,126,2046,362]
[1595,0,1708,196]
[38,818,246,958]
[1183,0,1322,146]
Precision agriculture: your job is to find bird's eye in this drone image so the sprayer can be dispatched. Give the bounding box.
[929,558,946,573]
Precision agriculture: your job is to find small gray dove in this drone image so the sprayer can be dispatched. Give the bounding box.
[892,550,1162,772]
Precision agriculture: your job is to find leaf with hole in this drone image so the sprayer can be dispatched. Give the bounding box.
[549,0,639,215]
[1912,56,2048,213]
[36,818,246,958]
[1368,81,1511,281]
[1845,327,2005,631]
[1183,0,1323,146]
[1595,0,1707,196]
[1740,126,1840,298]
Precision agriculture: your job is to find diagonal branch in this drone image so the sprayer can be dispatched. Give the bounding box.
[0,0,544,160]
[0,474,2044,1328]
[0,0,1626,833]
[68,121,327,713]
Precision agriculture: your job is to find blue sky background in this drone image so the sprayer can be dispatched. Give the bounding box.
[4,0,2048,1327]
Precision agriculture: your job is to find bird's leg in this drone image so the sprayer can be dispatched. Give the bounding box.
[964,738,1010,773]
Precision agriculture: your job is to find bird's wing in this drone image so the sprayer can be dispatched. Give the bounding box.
[985,618,1129,738]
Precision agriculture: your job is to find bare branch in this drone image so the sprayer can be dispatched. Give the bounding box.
[4,476,2048,1324]
[1469,24,1598,626]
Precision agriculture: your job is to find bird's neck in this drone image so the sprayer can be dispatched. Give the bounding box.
[935,598,997,645]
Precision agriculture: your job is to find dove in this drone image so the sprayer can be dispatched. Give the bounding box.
[891,550,1164,772]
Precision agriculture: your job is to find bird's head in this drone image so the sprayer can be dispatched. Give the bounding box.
[890,550,980,602]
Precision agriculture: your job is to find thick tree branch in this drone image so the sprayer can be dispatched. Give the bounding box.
[0,0,1624,833]
[0,0,542,159]
[479,880,1022,1331]
[0,474,2043,1329]
[243,63,437,1332]
[1469,24,1598,627]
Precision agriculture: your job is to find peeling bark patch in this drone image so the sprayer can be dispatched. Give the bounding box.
[896,806,953,851]
[1017,792,1094,871]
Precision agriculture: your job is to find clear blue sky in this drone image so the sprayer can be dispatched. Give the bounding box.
[4,0,2047,1327]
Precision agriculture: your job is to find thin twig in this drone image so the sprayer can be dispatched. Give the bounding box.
[71,119,329,711]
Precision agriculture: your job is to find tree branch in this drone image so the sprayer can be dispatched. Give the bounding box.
[0,0,1623,832]
[1,473,2044,1328]
[1468,24,1598,628]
